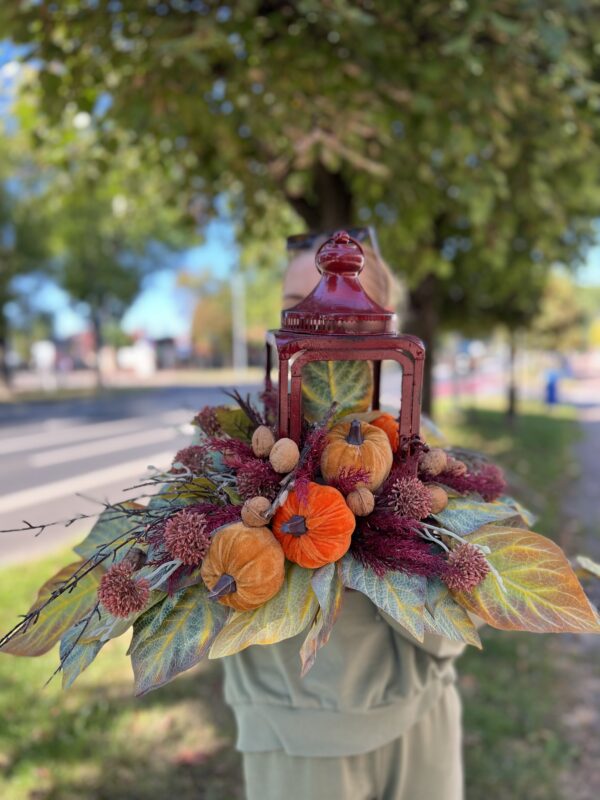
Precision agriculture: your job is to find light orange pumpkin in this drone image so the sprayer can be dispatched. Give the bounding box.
[200,523,285,611]
[370,412,400,452]
[321,419,393,491]
[272,482,356,568]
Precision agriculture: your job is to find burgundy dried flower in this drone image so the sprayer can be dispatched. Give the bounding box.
[329,466,371,496]
[187,502,242,530]
[443,543,490,592]
[98,563,150,618]
[437,462,506,503]
[193,406,222,436]
[208,437,255,469]
[351,513,446,578]
[163,509,211,565]
[172,445,210,474]
[388,476,433,520]
[236,460,280,501]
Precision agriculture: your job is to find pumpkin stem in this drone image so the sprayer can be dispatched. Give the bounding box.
[280,514,308,537]
[346,419,364,446]
[208,573,237,600]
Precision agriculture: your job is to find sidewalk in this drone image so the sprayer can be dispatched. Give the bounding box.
[559,406,600,800]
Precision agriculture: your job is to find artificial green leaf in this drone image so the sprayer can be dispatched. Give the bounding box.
[215,406,253,441]
[1,562,102,657]
[159,476,218,506]
[577,555,600,579]
[339,554,426,641]
[301,360,372,423]
[209,564,318,658]
[129,583,230,695]
[433,497,518,535]
[300,562,345,676]
[454,526,600,634]
[424,579,481,648]
[497,495,537,527]
[60,621,105,689]
[73,502,145,561]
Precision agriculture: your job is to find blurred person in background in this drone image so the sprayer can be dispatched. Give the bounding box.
[221,229,468,800]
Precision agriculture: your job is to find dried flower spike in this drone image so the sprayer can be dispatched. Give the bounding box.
[443,543,490,593]
[388,476,433,520]
[172,445,210,474]
[98,563,150,618]
[446,456,468,477]
[164,509,211,565]
[252,425,276,458]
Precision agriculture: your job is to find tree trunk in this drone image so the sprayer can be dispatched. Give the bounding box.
[506,329,518,424]
[0,303,12,388]
[286,162,353,231]
[90,307,104,390]
[407,274,439,417]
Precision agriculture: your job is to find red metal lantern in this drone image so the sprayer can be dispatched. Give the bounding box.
[265,231,425,463]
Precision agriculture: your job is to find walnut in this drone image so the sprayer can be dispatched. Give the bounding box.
[251,425,276,458]
[426,485,449,514]
[346,487,375,517]
[241,496,272,527]
[419,447,448,477]
[269,438,300,474]
[446,456,468,477]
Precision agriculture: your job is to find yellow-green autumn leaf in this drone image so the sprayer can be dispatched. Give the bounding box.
[339,554,426,641]
[299,562,345,677]
[1,561,102,656]
[129,584,230,695]
[74,502,144,561]
[215,406,254,441]
[209,563,318,658]
[424,579,481,648]
[454,526,600,634]
[301,360,372,423]
[60,621,105,689]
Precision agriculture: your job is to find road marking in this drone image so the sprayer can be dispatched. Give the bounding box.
[0,450,175,515]
[0,409,190,456]
[30,427,179,468]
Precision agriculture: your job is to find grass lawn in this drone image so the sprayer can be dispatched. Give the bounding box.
[439,400,580,800]
[0,400,579,799]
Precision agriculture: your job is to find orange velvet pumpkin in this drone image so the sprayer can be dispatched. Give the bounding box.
[271,482,356,568]
[370,412,400,452]
[321,419,393,491]
[200,523,285,611]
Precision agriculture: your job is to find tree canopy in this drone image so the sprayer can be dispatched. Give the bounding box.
[3,0,600,408]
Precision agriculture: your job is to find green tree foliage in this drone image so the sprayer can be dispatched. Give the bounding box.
[0,136,51,384]
[4,1,600,408]
[529,272,586,352]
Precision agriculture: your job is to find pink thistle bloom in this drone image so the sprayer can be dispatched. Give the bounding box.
[443,543,490,592]
[172,445,210,474]
[163,509,211,565]
[98,563,150,618]
[388,476,433,520]
[193,406,222,436]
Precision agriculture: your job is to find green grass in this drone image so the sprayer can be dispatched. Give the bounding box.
[0,400,580,799]
[436,400,579,800]
[0,551,242,800]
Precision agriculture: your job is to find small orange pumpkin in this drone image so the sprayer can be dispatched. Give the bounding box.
[370,412,400,452]
[272,482,356,569]
[200,523,285,611]
[321,419,393,491]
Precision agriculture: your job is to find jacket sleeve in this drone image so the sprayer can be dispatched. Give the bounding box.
[378,610,486,659]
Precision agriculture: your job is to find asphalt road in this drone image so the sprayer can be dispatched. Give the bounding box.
[0,385,259,567]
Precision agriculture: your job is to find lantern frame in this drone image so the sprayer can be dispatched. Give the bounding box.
[264,231,426,456]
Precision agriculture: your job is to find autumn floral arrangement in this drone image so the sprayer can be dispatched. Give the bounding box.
[1,391,599,695]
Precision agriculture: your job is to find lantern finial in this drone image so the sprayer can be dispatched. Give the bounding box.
[281,230,397,335]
